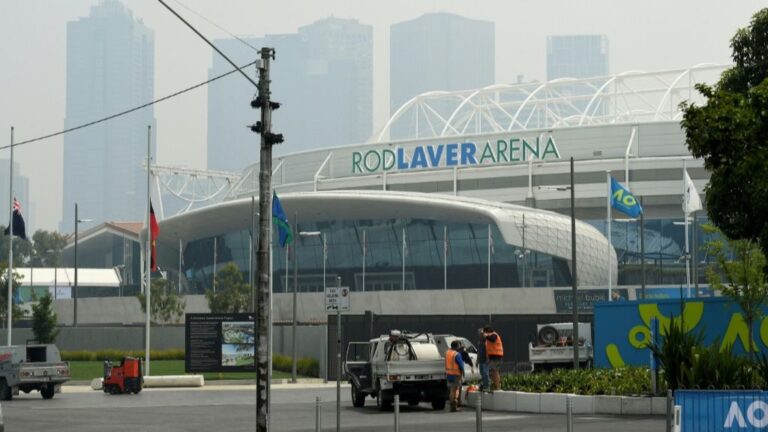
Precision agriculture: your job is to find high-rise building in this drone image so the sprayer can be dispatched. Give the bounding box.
[62,0,155,231]
[206,17,372,173]
[546,35,609,80]
[390,13,495,137]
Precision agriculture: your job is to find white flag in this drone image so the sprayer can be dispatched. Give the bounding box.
[683,170,703,215]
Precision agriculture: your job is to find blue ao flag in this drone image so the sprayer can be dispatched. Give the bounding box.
[272,192,293,248]
[610,177,643,218]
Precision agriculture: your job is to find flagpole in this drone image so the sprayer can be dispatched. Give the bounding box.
[443,225,447,291]
[213,237,217,294]
[606,171,612,302]
[487,224,491,289]
[285,246,289,293]
[7,127,14,346]
[178,238,183,295]
[145,125,151,376]
[362,230,366,292]
[683,161,691,298]
[402,227,406,291]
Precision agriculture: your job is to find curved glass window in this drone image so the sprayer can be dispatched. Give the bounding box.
[181,218,572,294]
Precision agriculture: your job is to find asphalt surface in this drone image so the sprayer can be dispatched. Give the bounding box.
[2,384,665,431]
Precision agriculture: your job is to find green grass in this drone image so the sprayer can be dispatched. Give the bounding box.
[69,360,300,381]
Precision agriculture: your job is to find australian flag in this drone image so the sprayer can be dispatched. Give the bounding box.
[4,197,27,240]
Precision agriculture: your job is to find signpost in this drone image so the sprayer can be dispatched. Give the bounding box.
[326,278,348,432]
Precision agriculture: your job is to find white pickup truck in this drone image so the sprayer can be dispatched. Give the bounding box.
[345,331,447,411]
[528,323,593,371]
[0,344,70,400]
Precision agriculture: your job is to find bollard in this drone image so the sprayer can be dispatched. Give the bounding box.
[315,396,321,432]
[672,405,681,432]
[566,396,573,432]
[666,389,673,432]
[394,393,400,432]
[475,391,483,432]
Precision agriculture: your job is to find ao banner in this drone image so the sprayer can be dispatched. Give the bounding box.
[676,390,768,431]
[594,297,768,368]
[185,313,255,373]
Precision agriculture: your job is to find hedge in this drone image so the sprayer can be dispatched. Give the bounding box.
[502,367,657,396]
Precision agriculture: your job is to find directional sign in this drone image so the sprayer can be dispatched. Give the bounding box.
[325,286,350,312]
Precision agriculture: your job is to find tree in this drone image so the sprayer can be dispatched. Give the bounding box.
[137,278,186,324]
[0,226,33,266]
[30,230,67,267]
[31,293,59,343]
[681,8,768,256]
[0,263,24,326]
[205,263,250,313]
[703,224,768,360]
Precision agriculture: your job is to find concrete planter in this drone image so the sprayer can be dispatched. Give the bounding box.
[465,390,664,416]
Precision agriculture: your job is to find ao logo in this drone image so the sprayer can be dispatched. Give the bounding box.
[612,188,637,207]
[725,401,768,428]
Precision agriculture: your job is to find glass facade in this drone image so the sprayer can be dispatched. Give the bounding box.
[587,216,718,286]
[181,218,572,295]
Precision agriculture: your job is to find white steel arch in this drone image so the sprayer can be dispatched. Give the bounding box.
[374,64,728,142]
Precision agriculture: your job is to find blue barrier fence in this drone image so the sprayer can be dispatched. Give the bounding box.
[676,390,768,431]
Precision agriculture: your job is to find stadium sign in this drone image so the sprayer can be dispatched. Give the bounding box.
[351,135,561,174]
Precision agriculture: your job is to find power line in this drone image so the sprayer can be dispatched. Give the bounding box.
[3,60,258,151]
[170,0,260,53]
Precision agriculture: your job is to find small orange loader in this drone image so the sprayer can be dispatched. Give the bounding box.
[103,357,143,395]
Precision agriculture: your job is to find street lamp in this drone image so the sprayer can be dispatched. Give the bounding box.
[536,157,578,368]
[291,230,322,383]
[73,203,92,327]
[45,249,57,300]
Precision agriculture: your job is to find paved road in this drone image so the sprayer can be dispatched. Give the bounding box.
[3,384,664,431]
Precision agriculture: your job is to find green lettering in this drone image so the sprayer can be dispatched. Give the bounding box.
[509,138,521,161]
[496,140,508,162]
[382,149,396,171]
[542,136,561,159]
[352,152,363,173]
[479,142,497,164]
[363,150,381,172]
[522,138,540,160]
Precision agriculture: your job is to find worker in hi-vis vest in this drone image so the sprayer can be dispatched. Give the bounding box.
[445,340,465,412]
[483,326,504,392]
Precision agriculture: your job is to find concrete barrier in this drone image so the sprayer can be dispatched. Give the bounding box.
[464,390,665,416]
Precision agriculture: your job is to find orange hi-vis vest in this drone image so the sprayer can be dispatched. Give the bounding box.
[445,349,461,376]
[485,332,504,357]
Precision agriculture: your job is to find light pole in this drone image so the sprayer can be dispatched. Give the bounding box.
[514,214,530,287]
[291,230,322,383]
[45,249,57,299]
[536,157,578,368]
[73,203,92,327]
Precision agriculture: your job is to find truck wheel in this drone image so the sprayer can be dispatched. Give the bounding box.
[431,398,446,410]
[0,379,12,401]
[41,385,55,400]
[376,387,392,411]
[351,384,365,408]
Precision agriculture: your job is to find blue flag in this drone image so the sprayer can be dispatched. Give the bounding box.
[272,192,293,247]
[610,177,643,218]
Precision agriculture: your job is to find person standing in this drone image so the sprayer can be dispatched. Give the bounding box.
[483,326,504,392]
[476,328,490,392]
[456,342,474,407]
[445,340,465,412]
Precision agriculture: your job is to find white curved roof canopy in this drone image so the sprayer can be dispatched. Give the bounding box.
[154,190,617,287]
[374,64,727,142]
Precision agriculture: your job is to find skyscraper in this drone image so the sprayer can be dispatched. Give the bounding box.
[206,17,372,173]
[547,35,609,80]
[62,0,155,231]
[390,13,495,138]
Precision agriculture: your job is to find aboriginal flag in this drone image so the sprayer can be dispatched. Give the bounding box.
[150,201,160,271]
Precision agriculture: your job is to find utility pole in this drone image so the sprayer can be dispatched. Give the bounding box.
[252,47,283,432]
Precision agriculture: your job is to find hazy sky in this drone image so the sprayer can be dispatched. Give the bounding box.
[0,0,763,231]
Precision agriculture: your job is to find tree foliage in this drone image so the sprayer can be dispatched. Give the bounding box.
[0,263,24,325]
[205,263,250,313]
[137,278,186,324]
[30,230,67,267]
[31,293,59,343]
[681,8,768,256]
[703,224,768,360]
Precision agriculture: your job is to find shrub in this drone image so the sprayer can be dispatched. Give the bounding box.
[272,353,320,378]
[501,367,653,396]
[62,349,185,362]
[647,317,703,391]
